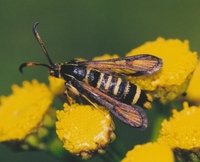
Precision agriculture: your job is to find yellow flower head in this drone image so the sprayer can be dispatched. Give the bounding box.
[186,61,200,103]
[126,37,197,103]
[121,142,174,162]
[56,103,115,159]
[0,80,53,142]
[48,76,66,96]
[158,102,200,149]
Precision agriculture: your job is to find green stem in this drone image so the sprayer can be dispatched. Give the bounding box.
[99,146,122,162]
[150,101,174,142]
[150,115,165,142]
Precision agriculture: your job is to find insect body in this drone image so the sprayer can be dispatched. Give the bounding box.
[58,58,153,109]
[19,23,163,130]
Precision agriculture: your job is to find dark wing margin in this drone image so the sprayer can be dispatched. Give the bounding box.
[70,79,148,130]
[80,54,163,76]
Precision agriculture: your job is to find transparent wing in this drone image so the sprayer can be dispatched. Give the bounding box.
[80,54,162,76]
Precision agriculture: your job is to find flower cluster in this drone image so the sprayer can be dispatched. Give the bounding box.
[158,102,200,150]
[122,38,199,162]
[122,142,174,162]
[0,80,53,142]
[0,37,199,161]
[56,103,115,159]
[126,37,197,103]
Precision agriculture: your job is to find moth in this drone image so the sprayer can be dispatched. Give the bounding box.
[20,23,162,130]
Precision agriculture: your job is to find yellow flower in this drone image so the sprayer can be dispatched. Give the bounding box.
[126,37,197,103]
[48,76,66,96]
[121,142,174,162]
[0,80,53,142]
[186,61,200,103]
[158,102,200,149]
[56,103,115,159]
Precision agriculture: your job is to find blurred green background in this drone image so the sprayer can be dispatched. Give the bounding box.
[0,1,200,162]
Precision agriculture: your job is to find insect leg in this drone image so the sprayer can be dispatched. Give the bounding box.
[65,82,98,109]
[65,83,78,105]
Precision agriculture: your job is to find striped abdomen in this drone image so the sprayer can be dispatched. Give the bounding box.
[83,69,151,109]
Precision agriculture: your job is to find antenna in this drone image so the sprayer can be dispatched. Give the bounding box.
[33,22,55,66]
[19,62,52,73]
[19,23,55,73]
